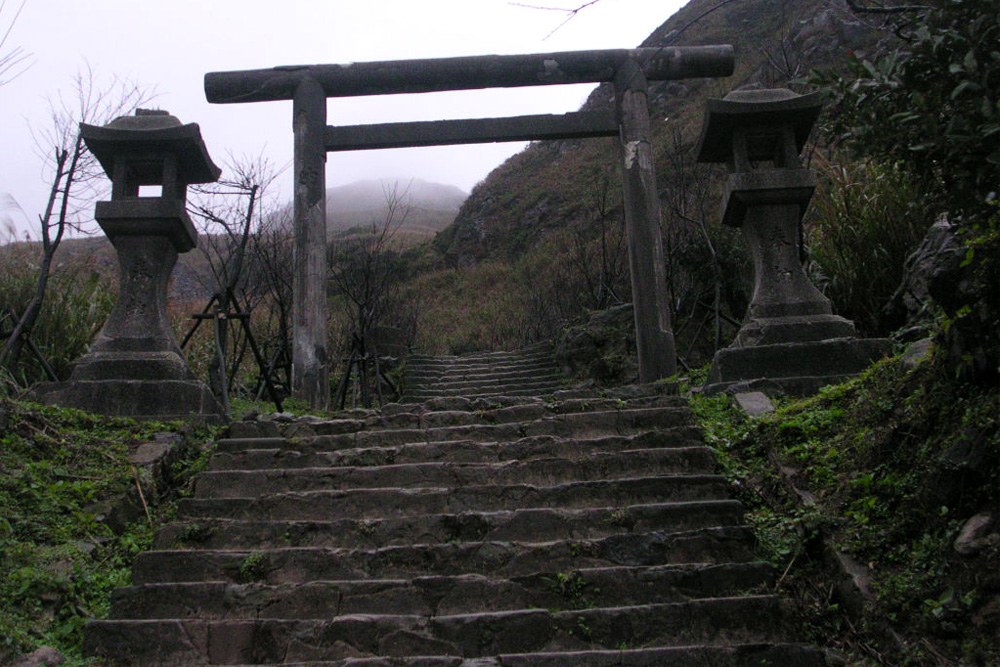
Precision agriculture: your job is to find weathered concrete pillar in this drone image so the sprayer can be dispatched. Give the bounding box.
[292,77,330,409]
[614,59,677,382]
[32,110,223,421]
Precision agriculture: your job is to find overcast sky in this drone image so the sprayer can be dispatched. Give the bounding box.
[1,0,684,239]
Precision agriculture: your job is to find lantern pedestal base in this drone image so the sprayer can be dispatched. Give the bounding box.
[32,379,223,423]
[703,336,891,397]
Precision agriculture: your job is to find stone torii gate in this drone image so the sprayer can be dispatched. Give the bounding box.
[205,46,734,408]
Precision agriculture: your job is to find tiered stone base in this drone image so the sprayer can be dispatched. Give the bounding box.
[33,379,223,423]
[704,337,892,396]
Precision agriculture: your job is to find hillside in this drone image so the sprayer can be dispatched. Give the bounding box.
[436,0,884,265]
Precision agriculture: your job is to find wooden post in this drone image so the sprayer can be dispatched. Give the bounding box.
[292,77,330,409]
[615,59,677,382]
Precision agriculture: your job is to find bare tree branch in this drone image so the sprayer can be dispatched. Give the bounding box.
[510,0,603,39]
[0,0,32,86]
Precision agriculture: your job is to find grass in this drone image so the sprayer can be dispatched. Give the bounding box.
[684,347,1000,666]
[0,399,219,665]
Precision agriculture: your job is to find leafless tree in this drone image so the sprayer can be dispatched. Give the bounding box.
[186,154,286,399]
[1,67,151,372]
[570,174,628,310]
[328,182,414,406]
[244,207,295,396]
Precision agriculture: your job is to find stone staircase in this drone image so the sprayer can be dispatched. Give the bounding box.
[403,344,564,401]
[85,380,826,665]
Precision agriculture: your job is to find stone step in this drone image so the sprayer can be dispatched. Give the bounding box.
[133,527,757,584]
[83,371,825,665]
[405,366,562,383]
[405,363,559,381]
[406,351,557,367]
[157,500,747,550]
[87,644,827,667]
[208,429,705,470]
[86,596,797,664]
[109,562,776,619]
[410,342,552,360]
[404,379,564,397]
[370,396,689,432]
[178,475,733,522]
[225,396,689,439]
[404,386,564,401]
[219,407,695,453]
[195,448,718,498]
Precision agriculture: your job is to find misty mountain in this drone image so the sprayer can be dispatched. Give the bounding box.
[325,179,467,240]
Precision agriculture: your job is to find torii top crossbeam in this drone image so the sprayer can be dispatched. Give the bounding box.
[205,47,733,102]
[204,46,734,409]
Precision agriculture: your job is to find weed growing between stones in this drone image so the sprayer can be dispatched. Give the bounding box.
[0,399,218,665]
[685,349,1000,666]
[237,551,268,583]
[543,571,600,610]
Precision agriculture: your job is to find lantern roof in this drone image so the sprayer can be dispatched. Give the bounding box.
[696,89,825,164]
[81,109,221,184]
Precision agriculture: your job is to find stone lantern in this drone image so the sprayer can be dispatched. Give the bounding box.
[696,89,889,395]
[34,109,223,421]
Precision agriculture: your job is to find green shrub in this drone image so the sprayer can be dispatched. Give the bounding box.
[805,157,933,335]
[0,243,114,387]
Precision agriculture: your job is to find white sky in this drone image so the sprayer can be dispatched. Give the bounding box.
[1,0,684,239]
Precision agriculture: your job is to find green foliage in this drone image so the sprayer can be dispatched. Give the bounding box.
[0,244,114,387]
[543,571,600,610]
[805,157,934,334]
[0,400,217,663]
[687,350,1000,664]
[816,0,1000,222]
[814,0,1000,383]
[237,551,267,583]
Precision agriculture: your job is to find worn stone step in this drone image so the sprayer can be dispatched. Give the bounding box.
[157,501,747,550]
[179,474,733,522]
[406,351,556,367]
[405,363,559,382]
[110,562,776,620]
[410,345,555,357]
[404,378,563,395]
[218,407,695,454]
[404,386,564,401]
[85,643,827,667]
[215,643,826,666]
[225,396,690,440]
[86,596,796,664]
[133,527,757,584]
[404,381,564,399]
[405,366,562,383]
[195,448,718,498]
[208,429,705,470]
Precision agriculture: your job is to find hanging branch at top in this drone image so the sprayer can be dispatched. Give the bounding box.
[509,0,603,39]
[0,0,32,86]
